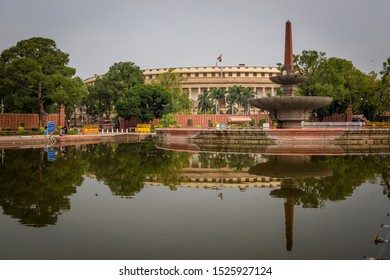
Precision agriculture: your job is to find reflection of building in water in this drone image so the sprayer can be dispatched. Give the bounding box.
[249,155,332,252]
[146,153,281,189]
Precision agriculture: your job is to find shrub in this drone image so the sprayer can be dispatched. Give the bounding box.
[176,124,182,128]
[6,127,12,131]
[195,125,201,129]
[67,129,78,135]
[249,118,255,127]
[159,114,177,128]
[39,127,45,133]
[20,122,25,128]
[18,126,25,133]
[258,118,266,127]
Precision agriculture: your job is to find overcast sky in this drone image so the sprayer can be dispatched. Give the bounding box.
[1,0,389,79]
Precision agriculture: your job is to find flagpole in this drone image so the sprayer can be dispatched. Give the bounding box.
[216,53,223,78]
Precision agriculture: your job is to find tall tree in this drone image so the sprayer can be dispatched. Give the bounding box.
[209,87,225,114]
[293,50,327,96]
[152,68,191,113]
[89,61,144,120]
[197,90,212,114]
[0,37,79,126]
[50,76,87,121]
[227,85,245,114]
[241,87,255,114]
[116,84,171,122]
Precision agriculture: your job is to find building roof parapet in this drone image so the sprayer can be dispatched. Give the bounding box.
[143,65,279,74]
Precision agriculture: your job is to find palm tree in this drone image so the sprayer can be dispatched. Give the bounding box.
[227,85,245,114]
[197,90,212,114]
[209,87,226,114]
[242,87,256,114]
[226,87,236,114]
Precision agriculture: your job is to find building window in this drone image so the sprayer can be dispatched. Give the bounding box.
[203,73,207,77]
[237,73,240,77]
[228,72,232,77]
[149,75,153,79]
[212,73,215,77]
[195,73,199,77]
[187,73,190,77]
[261,73,265,77]
[253,73,257,77]
[245,72,249,77]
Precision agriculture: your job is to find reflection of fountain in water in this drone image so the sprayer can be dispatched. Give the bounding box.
[249,155,331,251]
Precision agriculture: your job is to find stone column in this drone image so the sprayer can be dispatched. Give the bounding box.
[284,20,294,74]
[59,104,65,127]
[346,104,353,122]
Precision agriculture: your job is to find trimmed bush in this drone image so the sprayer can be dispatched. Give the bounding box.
[67,129,78,135]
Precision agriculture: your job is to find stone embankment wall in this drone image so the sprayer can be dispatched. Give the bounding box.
[155,128,390,154]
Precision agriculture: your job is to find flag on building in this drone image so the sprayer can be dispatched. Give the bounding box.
[216,54,222,62]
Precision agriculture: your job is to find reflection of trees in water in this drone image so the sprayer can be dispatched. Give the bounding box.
[2,144,390,228]
[0,143,191,227]
[293,155,390,208]
[377,155,390,199]
[198,153,257,170]
[0,148,88,227]
[84,142,191,196]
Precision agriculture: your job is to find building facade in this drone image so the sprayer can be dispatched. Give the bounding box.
[143,65,279,101]
[85,65,279,103]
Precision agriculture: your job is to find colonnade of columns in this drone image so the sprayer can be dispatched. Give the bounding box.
[185,86,277,101]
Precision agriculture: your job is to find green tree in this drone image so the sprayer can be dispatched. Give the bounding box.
[50,76,88,121]
[0,37,80,126]
[88,61,144,120]
[209,87,225,114]
[116,84,171,122]
[241,87,255,114]
[291,50,389,120]
[197,90,212,114]
[152,68,191,113]
[227,85,245,114]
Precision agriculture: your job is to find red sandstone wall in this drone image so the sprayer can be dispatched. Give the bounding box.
[120,114,271,128]
[322,114,347,122]
[0,113,63,131]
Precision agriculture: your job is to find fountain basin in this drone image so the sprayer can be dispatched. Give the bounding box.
[269,74,308,85]
[249,96,332,128]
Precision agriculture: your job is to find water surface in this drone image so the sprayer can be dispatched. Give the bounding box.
[0,143,389,260]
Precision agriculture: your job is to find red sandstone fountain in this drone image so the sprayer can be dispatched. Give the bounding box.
[249,20,332,128]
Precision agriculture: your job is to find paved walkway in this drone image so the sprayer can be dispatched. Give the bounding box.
[0,133,154,148]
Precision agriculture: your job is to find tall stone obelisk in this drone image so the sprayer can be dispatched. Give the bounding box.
[284,20,294,75]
